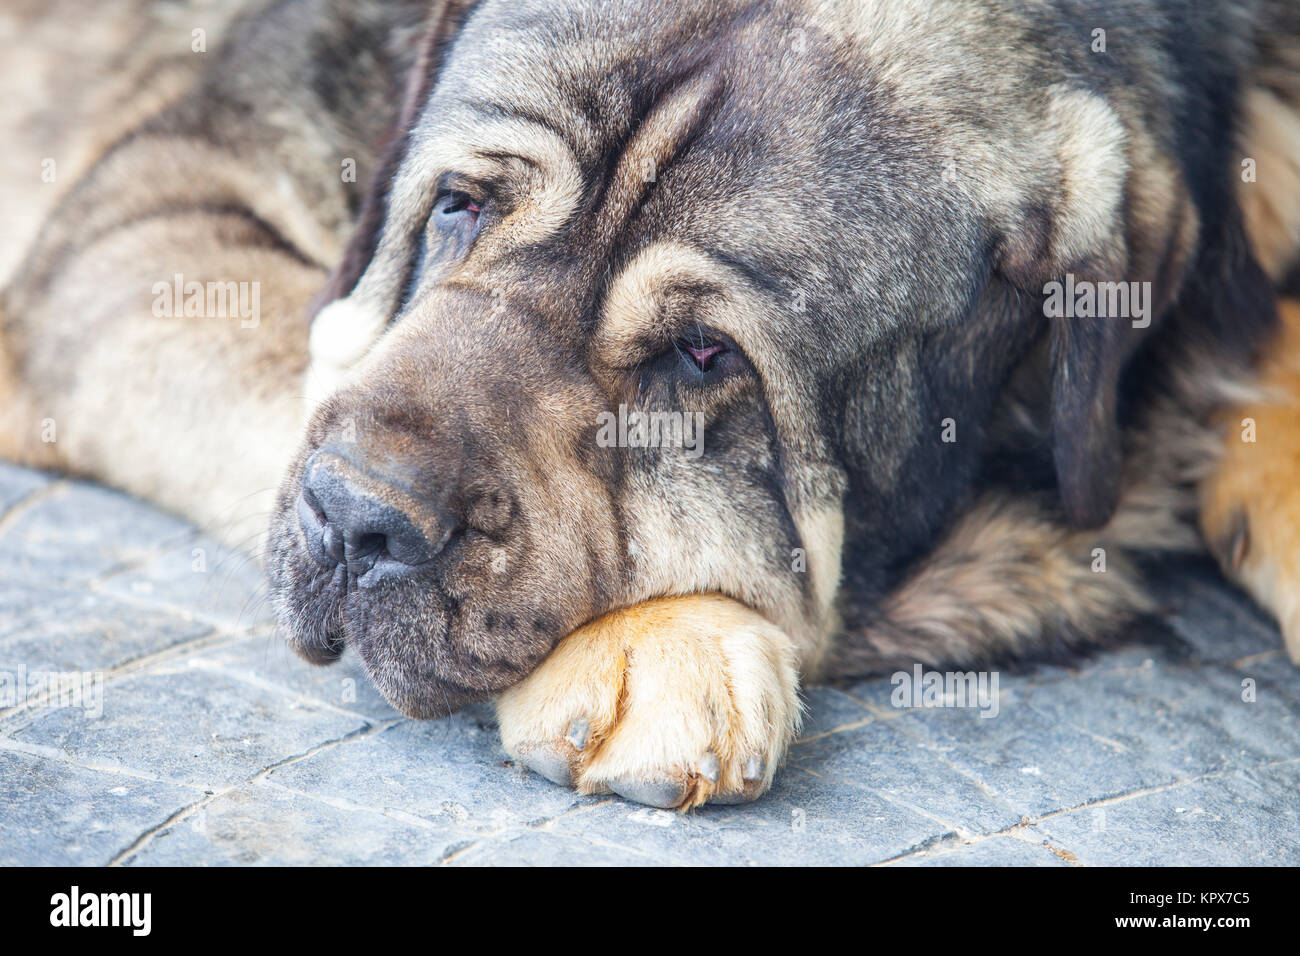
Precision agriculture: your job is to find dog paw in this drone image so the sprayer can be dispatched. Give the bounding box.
[1202,464,1300,665]
[1201,300,1300,665]
[496,594,801,809]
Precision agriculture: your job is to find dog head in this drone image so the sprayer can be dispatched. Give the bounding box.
[268,0,1240,716]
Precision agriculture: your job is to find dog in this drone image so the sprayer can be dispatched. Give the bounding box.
[3,0,1299,809]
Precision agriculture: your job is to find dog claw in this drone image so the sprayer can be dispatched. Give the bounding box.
[517,746,573,788]
[565,718,590,751]
[708,755,768,805]
[610,777,688,809]
[698,751,721,783]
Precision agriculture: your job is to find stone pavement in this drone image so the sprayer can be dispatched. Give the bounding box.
[1,460,1297,866]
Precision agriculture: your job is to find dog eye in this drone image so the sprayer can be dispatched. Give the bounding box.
[675,334,731,374]
[399,189,484,309]
[434,189,482,223]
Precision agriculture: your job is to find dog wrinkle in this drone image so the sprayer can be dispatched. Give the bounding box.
[591,70,726,247]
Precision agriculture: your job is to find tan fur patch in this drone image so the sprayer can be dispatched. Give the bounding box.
[1239,86,1300,280]
[1201,298,1300,663]
[497,593,802,809]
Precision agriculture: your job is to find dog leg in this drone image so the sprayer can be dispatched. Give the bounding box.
[497,594,802,809]
[1201,298,1300,663]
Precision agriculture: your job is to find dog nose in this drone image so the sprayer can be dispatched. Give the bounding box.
[297,453,450,587]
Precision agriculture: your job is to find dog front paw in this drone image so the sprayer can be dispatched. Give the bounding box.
[497,594,801,809]
[1202,455,1300,665]
[1200,300,1300,664]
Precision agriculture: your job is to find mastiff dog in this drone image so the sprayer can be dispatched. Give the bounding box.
[3,0,1300,808]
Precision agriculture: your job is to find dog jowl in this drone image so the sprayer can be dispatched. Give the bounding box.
[267,0,1290,803]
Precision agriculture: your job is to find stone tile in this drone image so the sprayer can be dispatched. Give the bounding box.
[1147,557,1282,665]
[267,709,587,830]
[790,715,1023,835]
[1020,661,1300,779]
[446,828,662,866]
[543,762,949,865]
[797,685,874,740]
[890,832,1072,866]
[186,632,402,722]
[11,667,367,788]
[2,467,1298,865]
[121,782,461,866]
[837,664,1051,715]
[0,462,52,516]
[1037,762,1300,865]
[0,745,198,866]
[885,676,1182,819]
[97,536,275,632]
[0,582,212,679]
[1231,650,1300,710]
[0,480,191,583]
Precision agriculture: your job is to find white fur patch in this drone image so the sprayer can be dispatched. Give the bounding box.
[304,296,387,407]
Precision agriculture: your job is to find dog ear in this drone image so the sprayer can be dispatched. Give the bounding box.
[308,0,478,321]
[996,86,1201,528]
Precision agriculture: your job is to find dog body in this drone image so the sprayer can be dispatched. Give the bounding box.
[3,0,1300,807]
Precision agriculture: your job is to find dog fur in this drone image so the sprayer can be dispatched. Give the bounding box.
[2,0,1299,808]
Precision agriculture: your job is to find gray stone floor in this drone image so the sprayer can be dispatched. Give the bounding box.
[1,460,1297,866]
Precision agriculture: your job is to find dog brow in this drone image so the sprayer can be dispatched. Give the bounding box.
[593,71,725,244]
[427,107,585,247]
[462,98,590,166]
[433,108,578,180]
